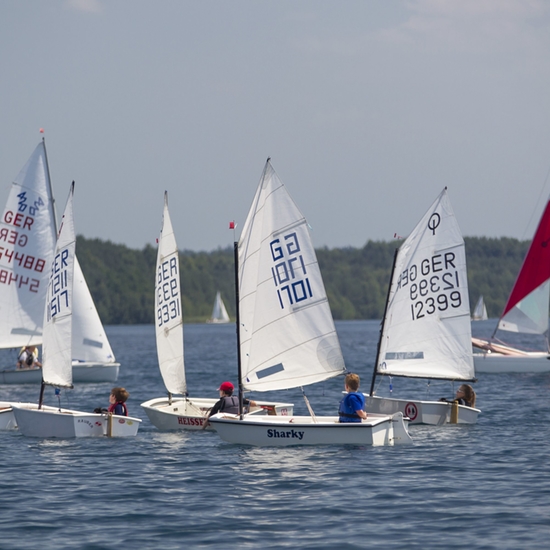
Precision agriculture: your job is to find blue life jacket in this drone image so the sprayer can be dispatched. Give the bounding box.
[338,392,365,423]
[220,396,239,414]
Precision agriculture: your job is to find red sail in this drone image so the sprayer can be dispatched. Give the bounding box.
[502,199,550,317]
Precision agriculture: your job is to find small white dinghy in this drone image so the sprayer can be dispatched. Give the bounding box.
[12,184,141,438]
[364,188,480,425]
[209,159,412,446]
[140,192,293,431]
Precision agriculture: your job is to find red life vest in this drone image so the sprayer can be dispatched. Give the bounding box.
[108,402,128,416]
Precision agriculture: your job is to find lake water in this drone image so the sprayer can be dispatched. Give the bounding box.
[0,320,549,549]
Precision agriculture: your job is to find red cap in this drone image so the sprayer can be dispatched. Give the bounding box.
[218,381,234,392]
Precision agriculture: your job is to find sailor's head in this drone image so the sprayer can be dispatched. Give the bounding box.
[218,381,234,396]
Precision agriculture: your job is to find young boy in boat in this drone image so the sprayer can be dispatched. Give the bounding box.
[108,387,129,416]
[16,345,42,369]
[339,373,367,423]
[202,381,257,428]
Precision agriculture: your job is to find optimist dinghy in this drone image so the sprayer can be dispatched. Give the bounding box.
[209,159,412,446]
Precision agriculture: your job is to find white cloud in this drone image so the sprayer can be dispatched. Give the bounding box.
[379,0,550,55]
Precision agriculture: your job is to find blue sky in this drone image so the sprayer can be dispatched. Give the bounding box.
[1,0,549,251]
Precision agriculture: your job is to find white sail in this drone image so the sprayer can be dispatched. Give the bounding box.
[377,188,474,380]
[42,183,75,388]
[71,257,116,363]
[0,142,56,348]
[238,159,345,392]
[472,295,488,321]
[210,291,230,323]
[498,281,549,334]
[155,192,186,395]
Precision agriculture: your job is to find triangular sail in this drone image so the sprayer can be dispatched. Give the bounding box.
[376,188,475,380]
[42,183,75,388]
[238,159,345,392]
[155,192,186,395]
[211,291,230,323]
[71,257,116,363]
[497,199,550,335]
[0,142,57,348]
[472,295,488,321]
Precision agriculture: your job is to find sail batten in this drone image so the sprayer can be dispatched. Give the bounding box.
[376,188,475,381]
[238,160,345,392]
[155,192,186,396]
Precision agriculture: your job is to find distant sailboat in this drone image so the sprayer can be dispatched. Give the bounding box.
[207,291,230,323]
[471,295,488,321]
[472,198,550,373]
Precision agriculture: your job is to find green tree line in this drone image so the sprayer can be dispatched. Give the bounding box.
[76,236,529,325]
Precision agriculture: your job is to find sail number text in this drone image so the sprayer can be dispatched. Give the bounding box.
[396,252,463,320]
[156,256,180,327]
[270,231,313,309]
[0,194,48,293]
[46,249,70,321]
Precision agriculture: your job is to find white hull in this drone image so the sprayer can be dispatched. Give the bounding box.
[0,402,62,430]
[473,352,550,373]
[12,406,141,438]
[140,396,294,431]
[208,412,412,446]
[364,395,479,425]
[0,362,119,384]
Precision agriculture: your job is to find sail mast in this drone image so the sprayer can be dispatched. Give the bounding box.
[39,137,58,408]
[42,137,58,231]
[370,248,399,396]
[233,240,244,419]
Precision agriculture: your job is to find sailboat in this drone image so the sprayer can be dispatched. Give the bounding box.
[208,159,412,446]
[0,140,119,385]
[12,183,141,437]
[140,192,293,431]
[471,295,488,321]
[207,291,230,323]
[364,188,480,425]
[472,198,550,373]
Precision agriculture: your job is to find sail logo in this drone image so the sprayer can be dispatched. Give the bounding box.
[270,231,313,309]
[156,255,180,327]
[16,191,44,218]
[427,213,441,235]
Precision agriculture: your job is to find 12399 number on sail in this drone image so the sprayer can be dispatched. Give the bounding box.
[396,251,464,321]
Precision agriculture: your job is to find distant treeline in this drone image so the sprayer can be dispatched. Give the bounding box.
[76,236,528,325]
